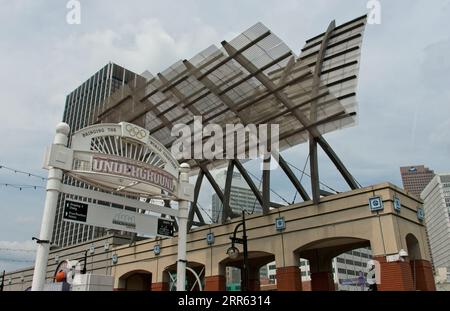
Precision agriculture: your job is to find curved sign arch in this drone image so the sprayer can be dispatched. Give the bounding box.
[67,122,179,197]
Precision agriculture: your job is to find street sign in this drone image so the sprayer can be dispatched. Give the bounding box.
[206,232,215,245]
[417,207,425,221]
[369,196,384,212]
[63,199,174,237]
[393,196,401,213]
[157,218,174,237]
[63,200,88,222]
[275,217,286,231]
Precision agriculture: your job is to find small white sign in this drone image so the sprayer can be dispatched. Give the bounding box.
[63,199,174,237]
[417,207,425,221]
[369,196,384,212]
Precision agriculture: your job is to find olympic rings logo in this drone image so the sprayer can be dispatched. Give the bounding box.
[126,124,147,139]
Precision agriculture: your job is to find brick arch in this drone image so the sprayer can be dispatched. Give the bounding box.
[405,233,436,291]
[405,233,421,260]
[294,237,371,259]
[218,251,275,269]
[117,269,153,291]
[292,237,371,292]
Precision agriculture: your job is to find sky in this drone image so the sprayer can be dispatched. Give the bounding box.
[0,0,449,272]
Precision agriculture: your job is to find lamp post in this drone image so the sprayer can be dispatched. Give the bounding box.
[81,250,88,275]
[226,210,249,291]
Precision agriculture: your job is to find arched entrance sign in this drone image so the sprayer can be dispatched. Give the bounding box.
[44,122,181,198]
[31,122,193,292]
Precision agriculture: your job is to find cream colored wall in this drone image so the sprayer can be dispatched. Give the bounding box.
[3,183,429,290]
[110,183,429,280]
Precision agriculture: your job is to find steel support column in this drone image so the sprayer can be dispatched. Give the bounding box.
[221,39,359,193]
[309,21,336,204]
[222,161,236,223]
[276,154,310,201]
[188,170,205,230]
[262,157,271,214]
[233,159,264,207]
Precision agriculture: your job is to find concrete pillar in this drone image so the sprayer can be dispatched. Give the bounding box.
[411,260,436,291]
[308,254,335,291]
[276,266,303,291]
[204,275,226,291]
[151,282,169,291]
[310,272,335,291]
[176,163,190,291]
[247,268,260,291]
[31,123,69,291]
[374,256,414,291]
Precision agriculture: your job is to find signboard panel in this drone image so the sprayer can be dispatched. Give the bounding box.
[63,199,174,237]
[63,200,88,222]
[157,218,174,237]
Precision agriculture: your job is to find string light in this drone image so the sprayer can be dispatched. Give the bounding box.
[0,248,36,253]
[0,257,35,263]
[0,183,45,191]
[0,164,47,181]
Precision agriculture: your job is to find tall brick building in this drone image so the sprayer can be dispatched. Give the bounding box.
[400,165,435,198]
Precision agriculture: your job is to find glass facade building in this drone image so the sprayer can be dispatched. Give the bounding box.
[52,63,140,247]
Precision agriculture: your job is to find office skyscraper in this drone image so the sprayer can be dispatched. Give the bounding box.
[421,174,450,270]
[211,170,262,224]
[51,63,140,247]
[400,165,435,198]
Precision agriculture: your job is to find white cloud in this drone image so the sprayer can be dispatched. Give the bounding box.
[53,18,226,75]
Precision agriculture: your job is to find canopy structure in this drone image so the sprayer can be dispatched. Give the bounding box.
[94,15,367,225]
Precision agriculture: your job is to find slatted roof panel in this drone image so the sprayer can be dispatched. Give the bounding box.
[96,16,367,172]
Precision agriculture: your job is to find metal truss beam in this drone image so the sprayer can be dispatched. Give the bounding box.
[221,161,236,223]
[309,21,335,204]
[199,162,225,203]
[188,170,206,231]
[262,157,271,214]
[276,154,310,201]
[221,39,359,200]
[233,159,264,207]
